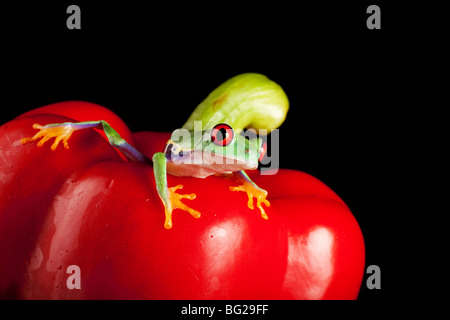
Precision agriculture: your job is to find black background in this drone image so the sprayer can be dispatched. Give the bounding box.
[1,0,413,309]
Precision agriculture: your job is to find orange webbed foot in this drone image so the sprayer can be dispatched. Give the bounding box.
[229,182,271,220]
[21,123,76,151]
[163,184,201,229]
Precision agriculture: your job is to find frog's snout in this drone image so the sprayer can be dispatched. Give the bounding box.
[164,140,190,161]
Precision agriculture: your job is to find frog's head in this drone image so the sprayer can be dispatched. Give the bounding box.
[163,124,266,178]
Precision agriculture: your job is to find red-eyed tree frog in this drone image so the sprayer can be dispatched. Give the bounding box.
[21,73,289,229]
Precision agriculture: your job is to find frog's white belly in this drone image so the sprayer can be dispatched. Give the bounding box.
[166,152,257,178]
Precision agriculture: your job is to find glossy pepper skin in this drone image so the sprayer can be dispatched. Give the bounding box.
[0,101,365,299]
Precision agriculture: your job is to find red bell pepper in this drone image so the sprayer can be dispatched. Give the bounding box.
[0,101,365,299]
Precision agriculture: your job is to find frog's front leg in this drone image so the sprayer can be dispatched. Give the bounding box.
[152,152,201,229]
[229,170,270,220]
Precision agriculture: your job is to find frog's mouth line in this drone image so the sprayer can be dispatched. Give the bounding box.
[166,147,255,167]
[163,141,258,178]
[163,140,257,167]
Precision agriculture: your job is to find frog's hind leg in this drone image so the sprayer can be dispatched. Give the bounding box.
[21,120,149,163]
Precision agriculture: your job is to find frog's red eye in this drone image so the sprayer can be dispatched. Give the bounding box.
[211,123,234,146]
[259,141,267,161]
